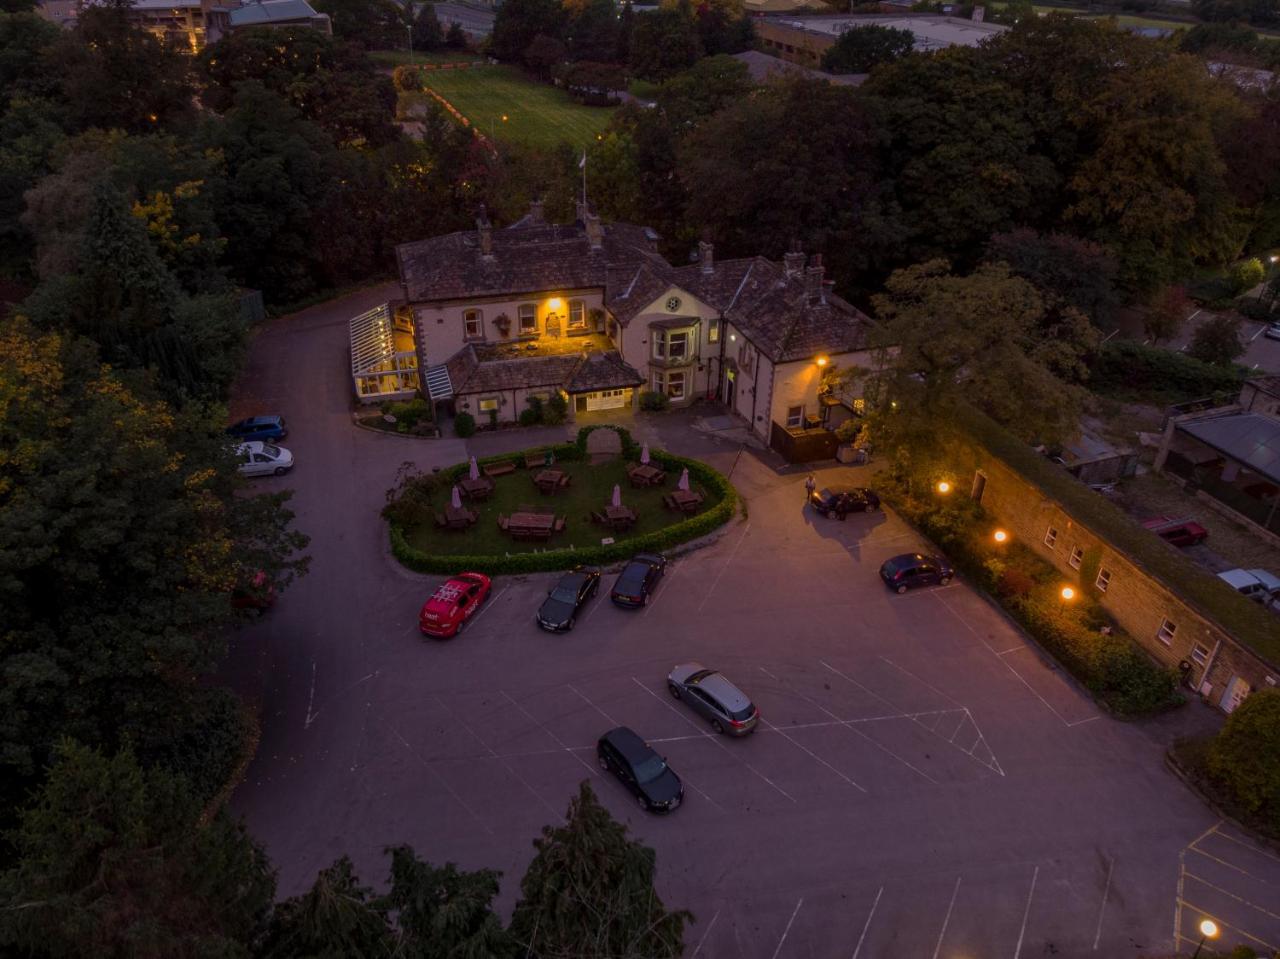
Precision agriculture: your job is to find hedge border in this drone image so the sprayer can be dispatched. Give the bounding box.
[388,427,739,575]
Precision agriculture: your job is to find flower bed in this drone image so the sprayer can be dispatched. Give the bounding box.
[386,427,738,575]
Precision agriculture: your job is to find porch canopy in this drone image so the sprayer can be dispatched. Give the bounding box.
[1179,413,1280,485]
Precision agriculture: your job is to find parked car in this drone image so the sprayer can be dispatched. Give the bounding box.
[1142,515,1209,547]
[596,726,684,813]
[1217,568,1280,604]
[236,441,294,477]
[419,572,492,637]
[809,487,880,518]
[1265,322,1280,342]
[610,553,667,608]
[667,663,759,735]
[536,566,601,632]
[231,570,276,613]
[879,553,954,594]
[227,415,287,442]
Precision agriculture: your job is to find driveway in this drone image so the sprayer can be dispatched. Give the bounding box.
[227,288,1280,957]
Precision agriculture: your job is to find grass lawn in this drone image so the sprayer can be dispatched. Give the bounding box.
[370,49,480,67]
[419,65,616,150]
[402,458,721,557]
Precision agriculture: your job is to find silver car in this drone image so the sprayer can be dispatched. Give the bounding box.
[236,440,294,477]
[667,663,759,736]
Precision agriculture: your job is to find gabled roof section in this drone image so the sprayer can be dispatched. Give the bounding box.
[566,351,644,392]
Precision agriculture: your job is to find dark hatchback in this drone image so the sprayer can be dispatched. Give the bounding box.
[809,487,880,518]
[597,726,684,813]
[227,414,287,442]
[879,552,954,594]
[610,553,667,608]
[536,566,601,632]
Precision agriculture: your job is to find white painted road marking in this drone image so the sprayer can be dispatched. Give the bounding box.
[691,909,720,958]
[1093,857,1114,950]
[770,898,804,959]
[851,886,884,959]
[933,877,962,959]
[500,689,600,780]
[1013,865,1039,959]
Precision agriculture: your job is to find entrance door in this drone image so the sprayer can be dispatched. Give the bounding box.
[724,368,736,410]
[1220,676,1250,713]
[575,395,588,413]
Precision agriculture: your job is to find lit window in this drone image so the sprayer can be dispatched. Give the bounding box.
[1068,546,1084,570]
[464,309,482,338]
[1044,527,1058,549]
[708,318,720,343]
[1096,568,1112,592]
[478,397,499,413]
[666,371,686,399]
[518,303,537,333]
[1157,619,1177,646]
[786,405,803,428]
[1191,642,1209,666]
[568,300,585,329]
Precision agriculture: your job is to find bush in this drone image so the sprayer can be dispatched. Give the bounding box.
[1207,688,1280,831]
[143,687,251,806]
[638,390,669,412]
[389,397,431,430]
[1235,297,1274,322]
[519,407,540,426]
[392,65,423,91]
[454,411,476,437]
[525,395,545,424]
[1228,257,1265,295]
[1090,340,1245,400]
[544,393,568,425]
[997,567,1035,598]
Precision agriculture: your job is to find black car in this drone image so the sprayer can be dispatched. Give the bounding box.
[610,553,667,608]
[810,487,880,519]
[879,552,954,594]
[597,726,684,813]
[536,566,601,631]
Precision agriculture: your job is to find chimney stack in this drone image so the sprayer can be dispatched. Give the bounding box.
[804,254,825,304]
[529,198,545,224]
[476,205,492,257]
[783,240,806,279]
[585,212,603,250]
[699,240,714,274]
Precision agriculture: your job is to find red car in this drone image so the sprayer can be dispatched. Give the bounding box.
[1142,516,1208,547]
[419,572,492,638]
[231,570,276,613]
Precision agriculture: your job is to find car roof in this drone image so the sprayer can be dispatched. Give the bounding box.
[601,726,653,763]
[1217,568,1260,588]
[248,415,282,424]
[1246,568,1280,589]
[558,570,587,587]
[695,672,752,712]
[236,441,265,454]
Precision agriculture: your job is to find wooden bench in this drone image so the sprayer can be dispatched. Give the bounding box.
[483,461,516,478]
[523,451,549,470]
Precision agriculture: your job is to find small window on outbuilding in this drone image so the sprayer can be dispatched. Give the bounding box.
[1068,546,1084,569]
[1044,527,1058,549]
[1096,568,1112,592]
[1157,618,1177,646]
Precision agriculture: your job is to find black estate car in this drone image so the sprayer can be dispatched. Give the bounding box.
[536,566,601,632]
[809,487,880,518]
[879,553,954,594]
[610,553,667,608]
[597,726,684,813]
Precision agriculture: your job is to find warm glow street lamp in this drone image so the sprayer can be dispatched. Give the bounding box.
[1191,918,1219,958]
[936,480,951,495]
[993,529,1008,544]
[1060,586,1075,601]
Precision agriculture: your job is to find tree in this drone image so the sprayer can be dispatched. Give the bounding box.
[411,2,443,50]
[490,0,564,63]
[1143,285,1190,345]
[1207,688,1280,831]
[628,4,702,80]
[566,0,620,62]
[312,0,408,48]
[871,259,1087,443]
[445,20,467,49]
[655,53,752,130]
[694,1,754,56]
[383,845,514,958]
[1187,314,1246,366]
[561,60,628,103]
[820,24,914,74]
[260,857,394,959]
[0,741,275,958]
[523,33,567,79]
[986,229,1119,327]
[509,782,690,958]
[1192,0,1280,26]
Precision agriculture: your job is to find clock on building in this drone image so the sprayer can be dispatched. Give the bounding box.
[665,296,681,312]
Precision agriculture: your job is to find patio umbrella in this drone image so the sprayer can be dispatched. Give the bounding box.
[469,456,480,481]
[640,443,650,465]
[612,484,622,508]
[451,485,462,509]
[677,467,690,491]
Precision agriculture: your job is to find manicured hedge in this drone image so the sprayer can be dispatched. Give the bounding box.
[389,428,737,575]
[1090,340,1246,401]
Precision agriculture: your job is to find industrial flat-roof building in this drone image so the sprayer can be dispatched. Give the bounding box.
[755,13,1006,70]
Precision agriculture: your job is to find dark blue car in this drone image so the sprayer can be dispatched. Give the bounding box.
[227,415,287,442]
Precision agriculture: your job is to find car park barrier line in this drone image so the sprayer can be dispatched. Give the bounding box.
[567,684,620,727]
[696,521,750,614]
[850,886,884,959]
[1188,844,1270,883]
[1176,899,1279,953]
[390,726,494,836]
[1210,826,1280,865]
[499,690,601,781]
[769,898,804,959]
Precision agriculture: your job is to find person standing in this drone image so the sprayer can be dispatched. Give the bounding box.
[804,473,816,505]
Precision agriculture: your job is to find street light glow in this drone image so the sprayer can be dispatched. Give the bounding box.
[993,529,1008,543]
[1199,919,1218,939]
[548,297,562,310]
[936,481,951,494]
[1060,586,1075,601]
[816,355,828,367]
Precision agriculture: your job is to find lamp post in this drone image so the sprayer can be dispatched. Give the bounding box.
[1191,918,1219,958]
[1262,255,1280,305]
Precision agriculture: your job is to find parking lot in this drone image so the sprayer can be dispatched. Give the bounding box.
[228,288,1280,958]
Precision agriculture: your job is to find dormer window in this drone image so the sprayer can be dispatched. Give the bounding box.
[463,309,483,339]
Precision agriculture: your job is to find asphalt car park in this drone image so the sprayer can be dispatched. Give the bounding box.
[227,289,1280,959]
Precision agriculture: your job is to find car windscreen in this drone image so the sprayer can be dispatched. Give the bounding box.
[261,444,281,457]
[549,586,578,604]
[632,755,667,783]
[881,558,903,575]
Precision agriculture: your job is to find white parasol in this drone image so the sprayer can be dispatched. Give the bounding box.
[640,443,650,465]
[451,485,462,509]
[469,456,480,480]
[612,484,622,508]
[677,467,690,491]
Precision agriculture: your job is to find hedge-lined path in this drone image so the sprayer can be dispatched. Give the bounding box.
[224,284,1253,957]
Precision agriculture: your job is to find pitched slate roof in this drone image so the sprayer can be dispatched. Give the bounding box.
[452,353,582,395]
[566,351,644,392]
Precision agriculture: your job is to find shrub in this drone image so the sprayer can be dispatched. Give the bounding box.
[454,411,476,437]
[997,567,1035,598]
[392,65,422,91]
[519,407,540,426]
[1089,340,1245,400]
[1228,257,1265,295]
[1207,688,1280,831]
[1235,297,1274,322]
[389,397,431,430]
[144,687,250,805]
[525,395,545,423]
[639,390,669,412]
[544,394,568,425]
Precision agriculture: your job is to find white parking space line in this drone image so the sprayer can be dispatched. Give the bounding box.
[466,585,508,630]
[851,886,884,959]
[1176,900,1280,954]
[691,909,720,958]
[567,684,620,727]
[770,898,804,959]
[1212,826,1280,864]
[760,719,867,793]
[643,563,676,617]
[500,690,600,780]
[434,695,562,822]
[1014,865,1039,959]
[697,521,751,613]
[758,666,937,785]
[630,676,797,804]
[1183,871,1280,921]
[1093,857,1114,950]
[390,726,494,836]
[933,877,962,959]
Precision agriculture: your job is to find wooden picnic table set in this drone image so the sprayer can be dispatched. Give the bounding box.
[459,476,495,500]
[626,463,666,488]
[436,503,478,529]
[603,504,637,530]
[664,489,705,514]
[533,469,572,494]
[499,504,567,541]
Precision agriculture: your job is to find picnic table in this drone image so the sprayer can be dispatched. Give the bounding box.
[443,504,477,528]
[459,476,494,500]
[627,463,665,487]
[668,489,703,514]
[604,505,637,530]
[507,510,556,541]
[534,469,567,494]
[524,450,552,470]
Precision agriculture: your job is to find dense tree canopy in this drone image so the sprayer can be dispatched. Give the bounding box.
[491,0,564,62]
[821,24,914,74]
[628,4,702,79]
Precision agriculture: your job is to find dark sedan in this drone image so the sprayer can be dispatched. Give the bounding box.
[597,726,684,813]
[610,553,667,608]
[809,486,880,518]
[536,566,601,631]
[879,552,953,594]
